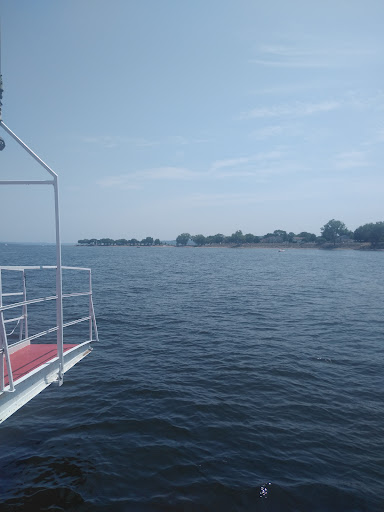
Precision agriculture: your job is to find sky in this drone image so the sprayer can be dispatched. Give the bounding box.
[0,0,383,243]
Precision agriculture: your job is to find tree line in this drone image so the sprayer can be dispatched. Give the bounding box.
[77,219,384,249]
[176,219,384,248]
[77,237,162,246]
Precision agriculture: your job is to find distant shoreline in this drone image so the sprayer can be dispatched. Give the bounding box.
[76,242,381,251]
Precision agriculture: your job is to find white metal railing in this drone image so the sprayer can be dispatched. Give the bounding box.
[0,265,98,392]
[1,74,98,407]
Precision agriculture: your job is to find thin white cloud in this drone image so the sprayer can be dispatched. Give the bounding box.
[251,43,376,68]
[188,186,313,207]
[211,156,253,171]
[250,58,328,68]
[250,82,339,96]
[82,136,119,148]
[249,125,283,140]
[82,135,158,148]
[190,192,262,206]
[98,150,305,190]
[82,134,209,149]
[240,101,340,120]
[211,151,283,175]
[166,135,189,145]
[334,151,370,170]
[361,127,384,147]
[210,152,306,180]
[97,176,143,190]
[138,167,196,180]
[98,166,197,188]
[131,138,160,148]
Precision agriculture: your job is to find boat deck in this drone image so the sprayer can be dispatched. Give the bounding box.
[4,343,77,386]
[0,265,98,422]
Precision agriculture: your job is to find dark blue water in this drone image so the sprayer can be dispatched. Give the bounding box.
[1,245,384,511]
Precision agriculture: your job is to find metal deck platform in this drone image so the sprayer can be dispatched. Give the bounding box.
[0,265,98,423]
[0,341,92,423]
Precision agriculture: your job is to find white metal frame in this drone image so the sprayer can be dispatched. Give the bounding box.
[0,265,99,394]
[0,119,97,391]
[0,120,66,382]
[0,38,97,422]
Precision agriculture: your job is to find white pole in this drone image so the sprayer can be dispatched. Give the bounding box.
[23,271,28,339]
[0,271,15,392]
[19,271,25,341]
[0,270,4,390]
[88,270,93,341]
[0,121,57,177]
[54,176,64,385]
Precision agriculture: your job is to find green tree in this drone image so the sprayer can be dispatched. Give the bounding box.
[263,232,281,242]
[98,238,115,246]
[244,233,256,243]
[320,219,349,246]
[115,238,128,246]
[229,230,244,243]
[297,231,317,243]
[78,239,90,245]
[176,233,191,246]
[129,238,139,245]
[273,229,287,241]
[354,222,384,248]
[154,238,161,245]
[192,234,206,246]
[212,233,225,244]
[141,237,154,246]
[287,232,296,242]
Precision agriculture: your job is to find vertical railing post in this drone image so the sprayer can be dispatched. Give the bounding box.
[91,297,99,343]
[53,176,64,385]
[19,270,28,341]
[18,271,23,341]
[0,270,15,392]
[88,270,93,341]
[0,269,4,390]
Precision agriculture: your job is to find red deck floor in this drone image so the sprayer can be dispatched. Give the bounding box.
[3,344,77,387]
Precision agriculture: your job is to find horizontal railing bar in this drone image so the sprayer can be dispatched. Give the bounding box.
[62,316,91,328]
[62,266,91,271]
[0,291,92,312]
[7,316,92,347]
[1,266,91,272]
[2,292,24,296]
[22,326,59,343]
[0,266,41,271]
[43,266,91,271]
[3,316,24,324]
[0,295,57,311]
[0,180,55,185]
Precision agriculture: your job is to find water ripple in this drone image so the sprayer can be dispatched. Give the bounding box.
[1,246,384,511]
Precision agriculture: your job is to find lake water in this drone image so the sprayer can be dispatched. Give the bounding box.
[1,245,384,512]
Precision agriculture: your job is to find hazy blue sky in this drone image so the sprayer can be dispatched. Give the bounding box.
[0,0,383,242]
